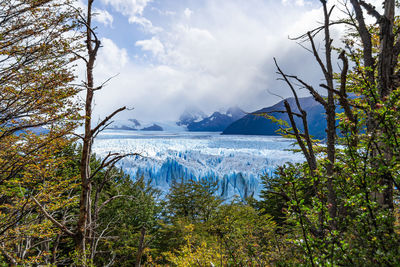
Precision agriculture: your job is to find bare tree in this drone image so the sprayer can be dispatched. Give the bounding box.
[264,1,400,264]
[273,0,399,241]
[274,0,338,226]
[31,0,140,264]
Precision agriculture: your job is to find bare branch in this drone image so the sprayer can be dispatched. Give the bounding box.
[97,195,137,214]
[350,0,375,84]
[89,152,140,181]
[255,110,303,118]
[72,133,84,140]
[338,50,356,123]
[71,51,88,64]
[274,58,318,171]
[307,32,329,81]
[319,83,341,95]
[31,196,74,237]
[286,74,328,107]
[284,101,316,169]
[359,0,382,21]
[92,121,114,140]
[93,73,120,91]
[267,89,285,101]
[91,106,126,137]
[274,58,304,112]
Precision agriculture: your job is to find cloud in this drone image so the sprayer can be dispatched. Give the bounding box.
[93,8,114,27]
[282,0,308,6]
[87,0,377,121]
[135,37,165,56]
[100,0,161,33]
[128,16,161,33]
[101,0,150,15]
[97,38,128,72]
[131,1,324,116]
[184,8,193,19]
[73,1,113,27]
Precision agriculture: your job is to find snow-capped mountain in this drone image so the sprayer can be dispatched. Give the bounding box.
[176,107,207,127]
[186,106,246,132]
[109,119,142,130]
[109,119,186,132]
[107,106,246,133]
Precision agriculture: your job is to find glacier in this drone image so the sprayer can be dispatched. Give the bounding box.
[92,130,304,200]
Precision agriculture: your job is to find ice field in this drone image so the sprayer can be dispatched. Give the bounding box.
[93,130,303,199]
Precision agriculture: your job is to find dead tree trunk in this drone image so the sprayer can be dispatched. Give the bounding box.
[30,0,129,264]
[76,0,99,255]
[275,0,338,225]
[321,1,337,222]
[75,0,127,259]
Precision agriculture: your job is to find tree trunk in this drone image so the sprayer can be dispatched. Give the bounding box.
[76,0,98,260]
[135,227,146,267]
[376,0,395,212]
[321,0,337,224]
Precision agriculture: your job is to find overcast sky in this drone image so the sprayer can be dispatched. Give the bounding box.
[73,0,379,121]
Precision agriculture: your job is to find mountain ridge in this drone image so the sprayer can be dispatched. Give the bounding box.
[185,106,246,132]
[222,96,327,139]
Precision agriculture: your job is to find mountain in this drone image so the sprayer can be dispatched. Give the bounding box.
[108,119,141,130]
[222,96,327,139]
[186,106,246,132]
[176,107,207,127]
[109,119,185,132]
[142,124,163,131]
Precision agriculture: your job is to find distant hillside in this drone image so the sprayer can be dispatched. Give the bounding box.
[222,96,327,139]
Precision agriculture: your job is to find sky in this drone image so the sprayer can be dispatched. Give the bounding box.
[73,0,380,122]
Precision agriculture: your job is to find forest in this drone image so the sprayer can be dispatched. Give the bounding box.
[1,0,400,266]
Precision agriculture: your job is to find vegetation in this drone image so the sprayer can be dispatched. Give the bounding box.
[262,0,400,265]
[1,0,400,266]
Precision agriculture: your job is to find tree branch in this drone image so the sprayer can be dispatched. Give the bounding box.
[96,195,137,214]
[350,0,375,85]
[359,0,382,21]
[91,106,126,137]
[32,196,75,237]
[338,50,356,124]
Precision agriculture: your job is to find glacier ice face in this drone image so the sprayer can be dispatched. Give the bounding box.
[93,130,304,200]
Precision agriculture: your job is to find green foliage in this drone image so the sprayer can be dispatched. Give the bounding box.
[163,223,223,267]
[93,175,162,266]
[165,178,222,223]
[209,200,281,265]
[4,0,400,265]
[155,179,289,266]
[255,3,400,265]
